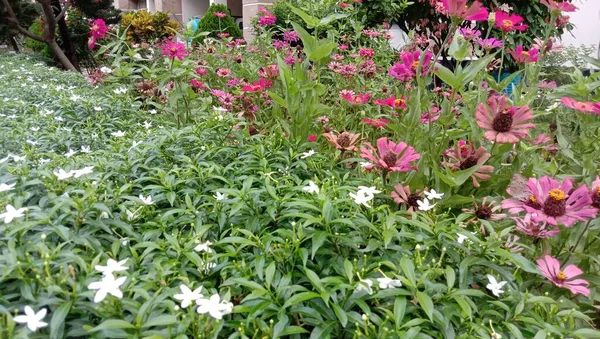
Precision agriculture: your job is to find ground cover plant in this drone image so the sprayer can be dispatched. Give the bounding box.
[2,0,600,338]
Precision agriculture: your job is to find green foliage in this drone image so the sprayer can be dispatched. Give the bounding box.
[72,0,121,24]
[120,10,180,43]
[0,0,38,44]
[24,18,52,57]
[195,4,242,43]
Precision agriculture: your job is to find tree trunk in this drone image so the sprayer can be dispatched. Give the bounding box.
[48,39,77,71]
[10,36,20,53]
[51,0,80,71]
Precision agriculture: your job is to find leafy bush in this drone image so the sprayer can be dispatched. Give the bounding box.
[72,0,121,24]
[120,10,179,43]
[0,0,38,47]
[24,18,52,57]
[195,4,242,43]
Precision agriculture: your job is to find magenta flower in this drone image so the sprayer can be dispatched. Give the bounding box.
[340,90,371,105]
[88,36,97,50]
[540,0,578,13]
[90,18,108,39]
[362,117,389,128]
[477,38,503,50]
[160,42,188,60]
[441,0,489,21]
[561,97,598,114]
[213,11,227,18]
[537,255,590,297]
[216,68,231,78]
[283,30,299,42]
[539,80,557,89]
[507,46,539,63]
[360,137,420,173]
[374,95,407,110]
[442,142,494,188]
[475,95,535,143]
[189,79,207,91]
[359,48,375,58]
[388,50,433,82]
[590,176,600,209]
[459,27,481,40]
[494,11,528,32]
[501,176,597,226]
[513,214,560,238]
[257,7,276,26]
[241,78,272,92]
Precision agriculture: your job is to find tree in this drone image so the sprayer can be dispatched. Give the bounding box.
[0,0,37,52]
[1,0,77,70]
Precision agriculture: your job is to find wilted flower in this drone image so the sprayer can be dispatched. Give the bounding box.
[537,255,589,296]
[462,198,506,223]
[360,137,420,173]
[391,185,423,212]
[513,214,560,238]
[443,142,493,187]
[590,176,600,209]
[363,117,389,128]
[322,131,360,152]
[475,95,535,143]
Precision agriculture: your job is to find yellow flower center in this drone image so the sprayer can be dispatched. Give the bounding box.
[548,188,566,201]
[411,60,420,70]
[170,47,177,53]
[92,25,99,31]
[528,195,537,204]
[522,51,529,57]
[394,98,405,106]
[597,186,600,194]
[557,271,566,280]
[502,19,513,28]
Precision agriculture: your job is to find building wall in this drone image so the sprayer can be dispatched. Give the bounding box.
[242,0,273,41]
[229,0,242,17]
[182,0,209,23]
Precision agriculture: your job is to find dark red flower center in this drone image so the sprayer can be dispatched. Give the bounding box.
[592,187,600,209]
[543,188,567,217]
[407,193,421,209]
[337,134,351,148]
[475,205,493,219]
[459,155,478,170]
[382,151,397,168]
[492,112,513,133]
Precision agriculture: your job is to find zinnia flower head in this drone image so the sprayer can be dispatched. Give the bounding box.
[537,255,590,296]
[494,11,528,32]
[513,214,560,238]
[216,68,231,78]
[359,137,420,173]
[257,7,276,26]
[161,42,188,60]
[374,95,407,110]
[507,46,539,63]
[359,48,375,58]
[475,95,535,143]
[214,11,227,18]
[340,90,371,105]
[502,176,597,226]
[441,0,489,21]
[283,30,299,42]
[561,97,598,114]
[391,185,423,212]
[258,65,279,79]
[443,142,493,187]
[591,176,600,209]
[540,0,578,13]
[322,131,360,152]
[477,38,503,50]
[241,78,272,92]
[189,79,207,90]
[389,50,433,81]
[363,117,389,128]
[90,18,108,39]
[459,27,481,40]
[88,36,97,50]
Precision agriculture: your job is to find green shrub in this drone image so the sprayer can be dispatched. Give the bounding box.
[121,10,180,43]
[195,4,242,43]
[24,18,52,58]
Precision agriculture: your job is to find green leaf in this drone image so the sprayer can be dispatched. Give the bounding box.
[282,292,321,309]
[50,301,72,339]
[416,291,434,321]
[394,297,406,331]
[142,315,177,328]
[265,261,276,288]
[505,323,524,339]
[459,53,497,87]
[311,231,327,260]
[288,5,320,27]
[89,319,136,332]
[332,304,348,328]
[572,329,600,338]
[305,268,325,295]
[319,13,349,26]
[445,266,455,291]
[400,257,416,287]
[534,330,547,339]
[434,63,460,89]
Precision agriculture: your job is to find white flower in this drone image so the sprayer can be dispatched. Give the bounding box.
[0,156,10,164]
[424,189,444,200]
[0,183,16,192]
[354,279,373,295]
[93,106,102,111]
[302,181,319,194]
[457,232,477,244]
[64,149,77,158]
[26,139,39,146]
[300,150,316,159]
[114,87,127,95]
[194,241,213,253]
[88,273,127,303]
[126,210,136,221]
[377,277,403,289]
[133,53,143,60]
[417,198,436,211]
[95,259,128,276]
[139,194,153,205]
[111,130,125,137]
[30,126,40,132]
[80,145,91,153]
[39,158,51,165]
[149,109,157,114]
[486,275,507,297]
[72,166,94,178]
[54,169,73,180]
[357,186,381,197]
[195,294,233,320]
[213,106,227,113]
[13,306,47,332]
[70,94,81,101]
[11,154,26,162]
[173,284,203,308]
[0,204,27,223]
[349,191,375,208]
[129,140,142,152]
[142,121,152,129]
[54,116,64,122]
[100,211,109,219]
[100,66,112,74]
[214,192,227,201]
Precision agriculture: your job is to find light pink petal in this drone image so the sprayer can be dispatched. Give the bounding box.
[563,264,584,278]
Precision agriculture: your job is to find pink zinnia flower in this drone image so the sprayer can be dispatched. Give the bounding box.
[540,0,577,12]
[340,90,371,105]
[362,117,389,128]
[322,131,360,152]
[391,185,423,212]
[513,214,560,238]
[195,67,208,76]
[539,80,557,89]
[257,7,276,26]
[214,11,227,18]
[258,65,279,79]
[494,11,528,32]
[307,135,317,142]
[537,255,590,297]
[161,42,188,60]
[590,176,600,209]
[88,36,97,50]
[374,95,407,110]
[216,68,231,78]
[283,30,299,42]
[241,78,273,92]
[561,97,597,114]
[507,46,539,63]
[420,107,440,124]
[359,48,375,58]
[389,50,433,82]
[90,18,108,39]
[443,142,493,188]
[338,44,349,51]
[501,176,597,226]
[460,27,481,40]
[477,38,502,50]
[475,96,535,143]
[441,0,489,21]
[189,79,207,90]
[359,137,420,173]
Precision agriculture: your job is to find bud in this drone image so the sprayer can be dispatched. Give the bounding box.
[488,12,496,25]
[174,305,180,311]
[41,234,46,240]
[415,244,421,251]
[361,314,368,321]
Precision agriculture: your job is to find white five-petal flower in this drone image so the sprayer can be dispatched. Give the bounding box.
[194,241,213,253]
[173,284,203,308]
[0,183,16,192]
[72,166,94,178]
[80,145,91,153]
[64,149,77,158]
[302,181,320,194]
[486,275,507,297]
[95,259,128,276]
[13,306,47,332]
[195,294,233,320]
[377,277,403,289]
[424,189,444,200]
[354,279,373,295]
[300,150,316,159]
[0,204,27,223]
[417,198,436,211]
[214,192,227,201]
[54,169,74,180]
[111,130,125,137]
[349,191,374,208]
[139,194,153,205]
[88,273,127,303]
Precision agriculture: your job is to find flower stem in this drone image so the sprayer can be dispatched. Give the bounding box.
[561,219,592,266]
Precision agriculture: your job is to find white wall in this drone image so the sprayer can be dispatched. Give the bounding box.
[182,0,209,23]
[560,0,600,48]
